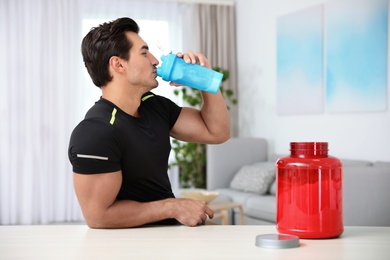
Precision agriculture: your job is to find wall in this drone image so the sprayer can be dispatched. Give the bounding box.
[235,0,390,161]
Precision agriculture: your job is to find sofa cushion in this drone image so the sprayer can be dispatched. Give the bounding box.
[343,165,390,226]
[341,159,373,167]
[229,162,276,195]
[269,180,277,195]
[244,195,276,223]
[373,161,390,166]
[268,154,287,163]
[214,188,259,205]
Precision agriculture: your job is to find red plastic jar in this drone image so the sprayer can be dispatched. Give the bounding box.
[276,142,343,239]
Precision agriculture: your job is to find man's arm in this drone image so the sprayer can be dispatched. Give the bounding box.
[73,171,214,228]
[170,51,231,144]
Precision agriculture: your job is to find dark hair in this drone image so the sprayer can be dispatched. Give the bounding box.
[81,17,140,87]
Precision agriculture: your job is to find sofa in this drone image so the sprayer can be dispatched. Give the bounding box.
[206,137,390,226]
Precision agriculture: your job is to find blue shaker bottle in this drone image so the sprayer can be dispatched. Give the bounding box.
[156,53,223,94]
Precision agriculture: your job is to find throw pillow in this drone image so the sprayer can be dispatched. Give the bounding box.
[269,179,277,195]
[230,162,276,195]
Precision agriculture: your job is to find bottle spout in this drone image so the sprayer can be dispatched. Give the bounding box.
[157,53,176,80]
[160,54,167,62]
[156,55,165,77]
[156,66,163,77]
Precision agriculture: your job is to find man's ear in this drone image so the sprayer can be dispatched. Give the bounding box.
[109,56,124,73]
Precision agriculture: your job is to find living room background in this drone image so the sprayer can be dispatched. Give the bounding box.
[1,0,388,225]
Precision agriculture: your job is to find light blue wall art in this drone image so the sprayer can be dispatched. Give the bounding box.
[277,5,324,115]
[326,0,388,113]
[276,0,388,115]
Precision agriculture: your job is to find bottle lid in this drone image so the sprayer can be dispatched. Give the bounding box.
[255,234,300,249]
[156,53,176,80]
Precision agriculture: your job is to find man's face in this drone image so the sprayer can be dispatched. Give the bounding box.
[124,32,159,91]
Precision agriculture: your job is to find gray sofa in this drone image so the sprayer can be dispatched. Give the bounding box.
[206,137,390,226]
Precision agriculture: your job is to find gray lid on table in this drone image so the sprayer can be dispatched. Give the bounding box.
[255,234,300,249]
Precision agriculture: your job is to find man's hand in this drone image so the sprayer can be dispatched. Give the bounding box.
[166,198,214,226]
[177,51,210,67]
[169,51,211,87]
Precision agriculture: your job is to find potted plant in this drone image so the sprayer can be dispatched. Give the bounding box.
[170,67,237,188]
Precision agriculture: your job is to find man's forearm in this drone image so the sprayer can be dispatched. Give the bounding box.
[85,199,173,228]
[84,197,213,228]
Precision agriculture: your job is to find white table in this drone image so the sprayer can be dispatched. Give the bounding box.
[1,225,389,259]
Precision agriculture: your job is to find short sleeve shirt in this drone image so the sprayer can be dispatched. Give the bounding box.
[68,92,182,206]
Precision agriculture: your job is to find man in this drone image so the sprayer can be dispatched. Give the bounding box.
[68,17,230,228]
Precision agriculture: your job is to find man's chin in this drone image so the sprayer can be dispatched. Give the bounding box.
[152,80,159,89]
[145,82,158,92]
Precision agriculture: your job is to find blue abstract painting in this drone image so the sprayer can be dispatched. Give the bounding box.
[277,5,324,115]
[326,0,388,112]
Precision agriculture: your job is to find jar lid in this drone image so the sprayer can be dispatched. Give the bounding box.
[255,234,300,249]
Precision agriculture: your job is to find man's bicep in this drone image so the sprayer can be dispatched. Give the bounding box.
[73,171,122,219]
[170,107,209,143]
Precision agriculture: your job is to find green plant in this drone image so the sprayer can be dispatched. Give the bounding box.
[170,67,237,188]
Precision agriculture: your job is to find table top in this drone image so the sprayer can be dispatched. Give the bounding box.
[1,225,389,259]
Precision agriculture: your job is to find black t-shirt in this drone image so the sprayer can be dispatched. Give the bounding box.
[68,92,182,224]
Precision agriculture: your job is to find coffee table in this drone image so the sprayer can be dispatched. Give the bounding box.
[208,201,244,225]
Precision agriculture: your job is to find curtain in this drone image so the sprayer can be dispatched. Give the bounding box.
[0,0,236,224]
[0,0,83,224]
[182,4,238,136]
[80,0,183,53]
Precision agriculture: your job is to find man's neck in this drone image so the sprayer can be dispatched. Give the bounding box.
[101,85,143,117]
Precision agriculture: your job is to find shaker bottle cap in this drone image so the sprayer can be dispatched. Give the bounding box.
[156,53,175,80]
[255,234,300,249]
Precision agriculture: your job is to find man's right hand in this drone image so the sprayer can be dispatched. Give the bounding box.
[165,198,214,226]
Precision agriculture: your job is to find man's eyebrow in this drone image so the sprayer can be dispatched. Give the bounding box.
[141,45,149,51]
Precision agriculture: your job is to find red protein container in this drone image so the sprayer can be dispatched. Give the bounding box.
[276,142,343,239]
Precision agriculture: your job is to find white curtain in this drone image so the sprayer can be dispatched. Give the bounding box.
[0,0,236,224]
[0,0,83,224]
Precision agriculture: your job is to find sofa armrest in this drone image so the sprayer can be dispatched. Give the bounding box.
[206,137,268,190]
[343,165,390,226]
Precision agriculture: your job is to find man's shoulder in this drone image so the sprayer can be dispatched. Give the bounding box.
[84,99,116,121]
[141,92,177,106]
[70,116,115,144]
[141,92,182,115]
